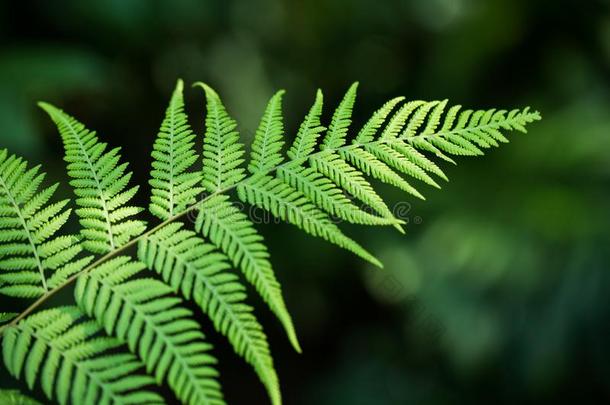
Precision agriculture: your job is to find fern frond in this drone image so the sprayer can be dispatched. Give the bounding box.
[194,83,246,192]
[38,103,147,254]
[149,79,203,220]
[0,82,541,405]
[0,389,41,405]
[2,306,163,405]
[193,195,299,352]
[0,150,92,297]
[138,223,281,405]
[74,256,224,405]
[236,175,382,267]
[248,90,286,173]
[286,90,325,160]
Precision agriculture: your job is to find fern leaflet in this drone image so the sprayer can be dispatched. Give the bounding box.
[0,150,92,297]
[149,79,203,220]
[354,96,405,144]
[277,162,399,225]
[2,306,163,405]
[339,146,426,200]
[286,89,325,160]
[237,175,382,266]
[38,103,147,254]
[321,82,358,150]
[138,223,281,405]
[194,194,299,352]
[249,90,286,173]
[312,152,403,229]
[195,83,246,192]
[74,256,224,405]
[0,313,18,325]
[0,389,41,405]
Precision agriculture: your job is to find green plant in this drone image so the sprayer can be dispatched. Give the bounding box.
[0,388,41,405]
[0,79,540,405]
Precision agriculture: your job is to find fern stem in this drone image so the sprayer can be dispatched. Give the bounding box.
[0,112,537,335]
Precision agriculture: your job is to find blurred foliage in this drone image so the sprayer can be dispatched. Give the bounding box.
[0,0,609,404]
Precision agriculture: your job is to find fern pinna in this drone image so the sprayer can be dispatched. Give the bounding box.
[0,78,540,405]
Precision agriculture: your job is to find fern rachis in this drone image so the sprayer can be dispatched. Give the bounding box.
[0,79,540,405]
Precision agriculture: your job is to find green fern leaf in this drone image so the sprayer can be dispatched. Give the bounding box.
[344,99,435,197]
[0,313,18,325]
[194,83,246,192]
[138,223,281,405]
[389,141,448,181]
[354,96,404,144]
[339,147,425,200]
[378,100,426,141]
[286,89,325,160]
[286,85,405,233]
[193,195,299,352]
[403,104,540,157]
[38,103,147,254]
[408,136,457,164]
[309,153,403,232]
[401,100,440,138]
[74,256,224,405]
[365,143,441,188]
[420,99,448,136]
[2,306,163,405]
[0,150,92,297]
[236,175,382,267]
[0,81,541,405]
[278,82,402,229]
[321,82,358,150]
[248,90,286,173]
[149,79,203,220]
[439,104,462,132]
[277,162,398,225]
[0,389,41,405]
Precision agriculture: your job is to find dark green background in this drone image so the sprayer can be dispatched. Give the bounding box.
[1,0,609,403]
